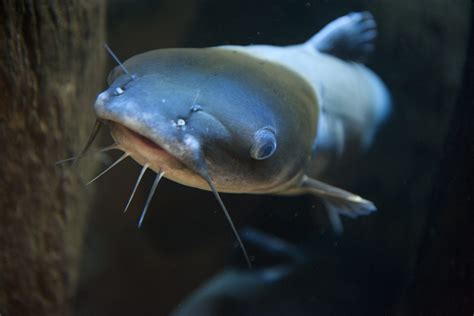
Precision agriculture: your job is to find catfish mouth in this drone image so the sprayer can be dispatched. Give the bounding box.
[124,125,165,152]
[107,121,190,172]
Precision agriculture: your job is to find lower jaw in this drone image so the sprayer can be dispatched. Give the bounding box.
[107,122,212,189]
[105,122,283,194]
[108,122,182,169]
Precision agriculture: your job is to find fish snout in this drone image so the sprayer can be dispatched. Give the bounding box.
[94,89,116,119]
[93,86,144,125]
[95,90,110,106]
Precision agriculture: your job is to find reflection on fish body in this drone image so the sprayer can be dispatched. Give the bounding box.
[91,11,391,264]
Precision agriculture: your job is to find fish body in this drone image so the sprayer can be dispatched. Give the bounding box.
[222,43,390,181]
[92,12,391,240]
[97,47,317,193]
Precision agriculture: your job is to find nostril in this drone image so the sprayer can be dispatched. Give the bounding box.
[190,104,202,112]
[114,87,125,96]
[172,118,187,129]
[177,118,186,127]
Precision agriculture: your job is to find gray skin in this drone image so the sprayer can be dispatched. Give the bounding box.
[95,48,317,194]
[94,11,391,234]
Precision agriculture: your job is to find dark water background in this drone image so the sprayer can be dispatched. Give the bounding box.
[75,1,473,315]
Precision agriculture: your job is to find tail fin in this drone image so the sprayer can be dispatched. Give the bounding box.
[307,11,378,63]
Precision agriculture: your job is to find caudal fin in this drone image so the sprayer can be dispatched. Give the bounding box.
[307,11,378,63]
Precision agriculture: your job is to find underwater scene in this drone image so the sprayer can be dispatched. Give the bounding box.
[0,0,472,315]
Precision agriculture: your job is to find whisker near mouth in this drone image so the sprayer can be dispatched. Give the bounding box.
[71,119,103,166]
[178,133,253,268]
[103,43,135,81]
[206,175,253,269]
[138,170,165,228]
[124,164,149,214]
[86,152,129,185]
[56,143,119,165]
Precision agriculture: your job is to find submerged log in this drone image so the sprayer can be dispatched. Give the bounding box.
[0,1,105,315]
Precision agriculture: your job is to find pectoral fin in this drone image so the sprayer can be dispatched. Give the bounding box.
[299,175,376,234]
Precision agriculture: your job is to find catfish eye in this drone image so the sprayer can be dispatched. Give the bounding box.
[250,128,277,160]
